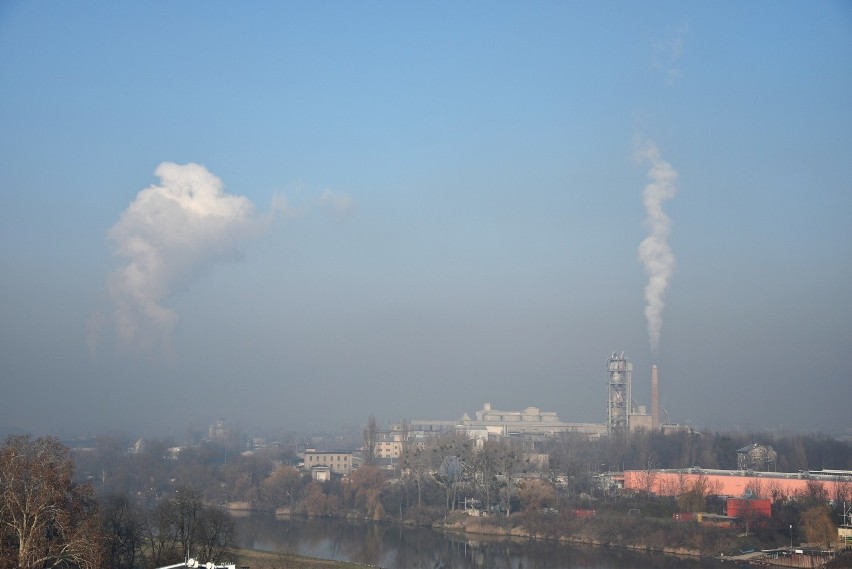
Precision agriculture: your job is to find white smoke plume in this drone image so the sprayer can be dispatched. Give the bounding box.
[271,192,304,222]
[637,140,678,355]
[319,188,355,220]
[652,22,689,85]
[101,162,257,354]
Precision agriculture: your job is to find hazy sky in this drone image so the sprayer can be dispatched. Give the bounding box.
[1,2,850,437]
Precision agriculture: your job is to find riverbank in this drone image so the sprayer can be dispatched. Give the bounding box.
[235,547,373,569]
[825,551,852,568]
[439,519,704,557]
[434,512,708,552]
[435,514,852,568]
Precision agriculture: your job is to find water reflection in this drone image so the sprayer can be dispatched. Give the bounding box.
[235,514,723,569]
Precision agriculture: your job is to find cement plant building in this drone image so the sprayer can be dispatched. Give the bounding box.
[410,402,606,440]
[404,352,677,442]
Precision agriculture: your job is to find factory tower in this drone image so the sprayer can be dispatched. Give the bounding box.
[605,352,632,436]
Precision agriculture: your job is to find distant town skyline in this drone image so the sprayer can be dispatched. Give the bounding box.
[1,2,850,437]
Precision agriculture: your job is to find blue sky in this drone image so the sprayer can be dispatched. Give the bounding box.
[1,2,850,437]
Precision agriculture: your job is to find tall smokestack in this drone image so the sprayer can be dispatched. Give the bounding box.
[651,365,660,429]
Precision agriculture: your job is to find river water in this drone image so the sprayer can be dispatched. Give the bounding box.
[234,514,725,569]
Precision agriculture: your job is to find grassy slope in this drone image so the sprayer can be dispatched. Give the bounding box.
[233,548,372,569]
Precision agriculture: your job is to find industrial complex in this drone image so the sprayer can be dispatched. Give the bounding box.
[404,351,682,442]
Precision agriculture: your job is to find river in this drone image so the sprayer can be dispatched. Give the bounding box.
[234,514,725,569]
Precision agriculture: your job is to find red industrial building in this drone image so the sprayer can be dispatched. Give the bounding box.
[727,498,771,519]
[623,468,850,502]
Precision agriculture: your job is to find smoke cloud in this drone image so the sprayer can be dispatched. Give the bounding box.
[652,22,689,85]
[271,192,303,222]
[637,140,678,355]
[101,162,257,353]
[319,189,355,220]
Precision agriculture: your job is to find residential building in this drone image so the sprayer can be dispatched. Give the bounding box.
[737,444,777,472]
[208,418,231,442]
[311,465,331,481]
[303,450,353,475]
[374,431,405,459]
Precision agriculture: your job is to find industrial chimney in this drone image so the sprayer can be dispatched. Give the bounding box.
[651,365,660,429]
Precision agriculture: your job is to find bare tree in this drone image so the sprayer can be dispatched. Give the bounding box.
[0,435,102,569]
[362,415,378,466]
[472,441,502,514]
[766,479,788,503]
[518,478,556,514]
[260,465,302,511]
[634,454,659,497]
[431,435,472,512]
[800,505,835,547]
[831,479,852,509]
[402,443,430,509]
[173,487,203,561]
[796,479,829,507]
[349,466,386,520]
[195,507,235,563]
[438,455,463,511]
[101,494,144,569]
[677,473,709,513]
[494,442,520,516]
[398,419,410,475]
[143,499,181,566]
[743,477,766,499]
[143,488,235,565]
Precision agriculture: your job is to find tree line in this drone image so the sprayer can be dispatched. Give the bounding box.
[3,427,850,567]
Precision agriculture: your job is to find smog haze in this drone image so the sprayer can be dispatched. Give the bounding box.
[1,2,850,437]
